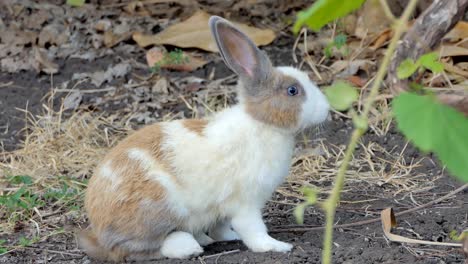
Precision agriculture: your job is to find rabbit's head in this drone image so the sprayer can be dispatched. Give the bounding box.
[209,16,329,132]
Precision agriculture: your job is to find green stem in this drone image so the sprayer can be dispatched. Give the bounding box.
[321,0,420,263]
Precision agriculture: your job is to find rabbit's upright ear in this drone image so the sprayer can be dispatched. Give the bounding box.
[209,16,273,92]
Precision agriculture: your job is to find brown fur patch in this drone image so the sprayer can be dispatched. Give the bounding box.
[83,124,181,261]
[245,70,305,129]
[182,119,208,136]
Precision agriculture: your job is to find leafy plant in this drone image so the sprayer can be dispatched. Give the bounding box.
[293,0,366,33]
[66,0,85,7]
[44,180,83,210]
[294,187,318,225]
[323,81,358,111]
[294,0,423,263]
[150,48,190,73]
[396,52,444,79]
[0,240,7,254]
[324,34,348,58]
[393,93,468,182]
[0,176,44,217]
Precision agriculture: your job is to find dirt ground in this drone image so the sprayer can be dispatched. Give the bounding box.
[1,1,467,264]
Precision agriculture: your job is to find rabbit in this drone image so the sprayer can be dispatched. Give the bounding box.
[78,15,330,262]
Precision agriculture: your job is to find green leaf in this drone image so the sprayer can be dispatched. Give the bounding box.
[66,0,85,7]
[397,59,419,79]
[294,203,307,225]
[18,237,32,247]
[418,52,444,73]
[9,175,33,185]
[324,81,359,111]
[300,186,318,204]
[393,93,468,182]
[334,34,347,49]
[293,0,366,33]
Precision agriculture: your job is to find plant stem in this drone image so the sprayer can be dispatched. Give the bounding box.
[321,0,420,263]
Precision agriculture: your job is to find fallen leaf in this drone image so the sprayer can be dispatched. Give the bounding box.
[72,62,131,87]
[146,47,207,72]
[370,29,393,50]
[439,45,468,57]
[38,24,69,47]
[443,21,468,42]
[346,75,366,87]
[94,20,111,32]
[355,0,392,39]
[104,31,132,48]
[152,77,169,94]
[133,10,276,52]
[34,48,58,74]
[330,59,374,78]
[63,91,82,110]
[381,208,463,247]
[124,1,150,16]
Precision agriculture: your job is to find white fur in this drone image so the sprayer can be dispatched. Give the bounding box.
[209,220,240,241]
[98,161,121,189]
[194,233,215,246]
[157,107,295,234]
[277,67,330,130]
[160,231,203,259]
[127,148,181,203]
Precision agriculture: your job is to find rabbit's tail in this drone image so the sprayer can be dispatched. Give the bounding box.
[77,228,127,262]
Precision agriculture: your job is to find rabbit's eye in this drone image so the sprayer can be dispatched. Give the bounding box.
[287,86,298,96]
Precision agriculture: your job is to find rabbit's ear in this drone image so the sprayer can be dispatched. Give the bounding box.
[209,16,272,90]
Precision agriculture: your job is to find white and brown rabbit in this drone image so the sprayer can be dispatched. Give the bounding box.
[79,16,330,262]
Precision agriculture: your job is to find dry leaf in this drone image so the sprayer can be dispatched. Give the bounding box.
[355,0,392,39]
[104,31,132,48]
[63,91,82,111]
[146,46,207,72]
[133,10,276,52]
[439,45,468,57]
[330,59,374,78]
[370,29,393,50]
[347,75,366,87]
[381,208,462,247]
[124,1,150,16]
[152,77,169,94]
[94,20,111,32]
[34,48,59,74]
[72,62,131,87]
[443,21,468,42]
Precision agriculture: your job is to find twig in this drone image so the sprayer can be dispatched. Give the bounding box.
[199,249,240,260]
[378,0,397,21]
[320,1,421,263]
[54,87,116,93]
[24,247,84,257]
[271,183,467,233]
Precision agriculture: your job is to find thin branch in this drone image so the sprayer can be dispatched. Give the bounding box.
[320,0,421,263]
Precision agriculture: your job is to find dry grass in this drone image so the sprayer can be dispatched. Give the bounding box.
[1,107,130,182]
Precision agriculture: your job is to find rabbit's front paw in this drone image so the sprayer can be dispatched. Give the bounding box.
[246,236,293,253]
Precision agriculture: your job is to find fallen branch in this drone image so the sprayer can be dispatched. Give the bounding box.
[270,183,467,233]
[386,0,468,114]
